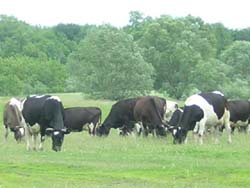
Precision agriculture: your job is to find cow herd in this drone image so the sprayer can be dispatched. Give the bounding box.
[3,91,250,152]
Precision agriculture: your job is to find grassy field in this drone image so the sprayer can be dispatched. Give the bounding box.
[0,93,250,188]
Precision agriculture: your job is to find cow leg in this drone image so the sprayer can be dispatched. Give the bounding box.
[88,123,94,135]
[39,128,46,151]
[225,123,232,144]
[246,124,250,134]
[33,134,38,151]
[38,135,45,151]
[224,110,232,144]
[193,123,199,144]
[134,122,143,136]
[4,126,9,142]
[197,119,206,145]
[24,125,32,151]
[142,124,148,137]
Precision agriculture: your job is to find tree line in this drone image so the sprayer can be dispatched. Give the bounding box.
[0,12,249,99]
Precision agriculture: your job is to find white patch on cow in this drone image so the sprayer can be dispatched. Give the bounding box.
[9,97,21,108]
[173,129,177,136]
[20,98,26,112]
[48,96,61,102]
[88,123,94,133]
[53,131,60,136]
[185,94,225,128]
[164,100,178,121]
[212,91,224,96]
[32,95,46,98]
[135,123,142,133]
[19,127,25,136]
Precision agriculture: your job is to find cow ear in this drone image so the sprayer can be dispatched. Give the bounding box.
[62,128,71,134]
[45,128,54,136]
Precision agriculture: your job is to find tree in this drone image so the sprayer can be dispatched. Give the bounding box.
[220,41,250,99]
[68,25,154,100]
[0,56,67,95]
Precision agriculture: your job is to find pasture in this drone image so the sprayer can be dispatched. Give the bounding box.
[0,93,250,188]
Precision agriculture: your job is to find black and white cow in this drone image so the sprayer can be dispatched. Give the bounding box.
[133,96,167,137]
[227,100,250,133]
[97,98,139,136]
[22,95,70,151]
[64,107,102,135]
[171,91,231,144]
[3,97,25,142]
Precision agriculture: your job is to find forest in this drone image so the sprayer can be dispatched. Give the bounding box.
[0,11,249,100]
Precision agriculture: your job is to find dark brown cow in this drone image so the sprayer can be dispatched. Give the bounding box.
[133,96,167,137]
[97,98,139,136]
[3,98,25,142]
[64,107,102,135]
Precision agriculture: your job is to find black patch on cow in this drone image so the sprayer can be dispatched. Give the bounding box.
[168,109,183,127]
[180,105,204,131]
[198,92,227,119]
[228,100,250,122]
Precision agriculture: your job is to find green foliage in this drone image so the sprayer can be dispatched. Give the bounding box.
[68,25,154,100]
[0,14,249,99]
[0,56,67,95]
[220,41,250,99]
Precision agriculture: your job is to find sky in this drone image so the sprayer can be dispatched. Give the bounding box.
[0,0,249,29]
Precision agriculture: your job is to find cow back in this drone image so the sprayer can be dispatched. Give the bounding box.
[22,95,51,126]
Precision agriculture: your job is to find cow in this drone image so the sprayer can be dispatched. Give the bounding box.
[97,98,139,136]
[220,100,250,133]
[171,91,231,144]
[3,97,25,142]
[22,95,70,152]
[64,107,102,135]
[133,96,167,137]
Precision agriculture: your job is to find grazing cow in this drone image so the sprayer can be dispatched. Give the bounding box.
[64,107,102,135]
[133,96,167,137]
[22,95,70,151]
[227,100,250,133]
[171,91,231,144]
[97,98,139,136]
[3,98,25,142]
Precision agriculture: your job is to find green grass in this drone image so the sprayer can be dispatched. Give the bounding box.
[0,93,250,188]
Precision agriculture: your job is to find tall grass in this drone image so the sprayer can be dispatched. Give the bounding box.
[0,93,249,188]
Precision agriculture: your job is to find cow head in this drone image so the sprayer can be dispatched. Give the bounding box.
[14,127,25,143]
[170,105,203,144]
[96,124,110,136]
[155,124,167,137]
[171,127,188,144]
[45,128,70,152]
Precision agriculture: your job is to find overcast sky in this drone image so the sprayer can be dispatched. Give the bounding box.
[0,0,249,29]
